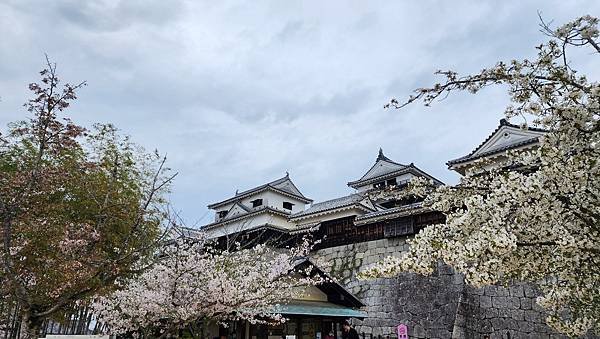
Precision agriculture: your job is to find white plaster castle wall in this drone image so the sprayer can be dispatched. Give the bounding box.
[261,190,307,213]
[205,212,294,239]
[206,213,269,238]
[213,191,308,222]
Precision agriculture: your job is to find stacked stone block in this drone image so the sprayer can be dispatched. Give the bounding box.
[311,238,593,339]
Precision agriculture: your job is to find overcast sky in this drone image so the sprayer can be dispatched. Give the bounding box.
[1,1,598,226]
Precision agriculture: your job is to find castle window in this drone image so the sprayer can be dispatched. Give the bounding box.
[373,181,386,189]
[384,217,415,238]
[374,178,397,189]
[218,211,228,219]
[283,201,294,210]
[397,179,410,188]
[251,199,263,208]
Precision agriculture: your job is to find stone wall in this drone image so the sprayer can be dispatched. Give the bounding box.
[311,238,588,339]
[452,284,574,339]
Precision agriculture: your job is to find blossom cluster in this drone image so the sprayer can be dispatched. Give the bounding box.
[92,236,324,336]
[362,16,600,337]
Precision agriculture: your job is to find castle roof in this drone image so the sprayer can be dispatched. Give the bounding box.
[347,149,407,189]
[202,205,291,230]
[447,119,547,169]
[207,173,312,209]
[347,149,443,189]
[354,202,426,225]
[289,193,374,220]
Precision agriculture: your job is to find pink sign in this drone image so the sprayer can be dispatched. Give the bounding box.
[397,324,408,339]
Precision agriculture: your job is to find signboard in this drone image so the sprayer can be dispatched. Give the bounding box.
[397,324,408,339]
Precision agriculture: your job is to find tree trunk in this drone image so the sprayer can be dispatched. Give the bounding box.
[19,312,41,339]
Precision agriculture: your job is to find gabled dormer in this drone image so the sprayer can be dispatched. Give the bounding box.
[447,119,547,175]
[214,201,250,222]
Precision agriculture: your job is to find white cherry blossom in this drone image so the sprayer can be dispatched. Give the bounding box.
[93,236,324,337]
[360,16,600,337]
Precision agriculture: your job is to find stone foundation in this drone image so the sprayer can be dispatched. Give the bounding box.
[311,238,594,339]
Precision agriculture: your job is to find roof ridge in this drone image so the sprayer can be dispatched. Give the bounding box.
[266,174,289,187]
[377,148,406,166]
[348,149,407,188]
[268,174,310,200]
[311,193,363,206]
[499,118,547,132]
[377,148,390,161]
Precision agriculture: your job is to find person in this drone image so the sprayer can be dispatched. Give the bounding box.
[341,320,359,339]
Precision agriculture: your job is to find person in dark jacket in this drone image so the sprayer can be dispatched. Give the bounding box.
[341,320,359,339]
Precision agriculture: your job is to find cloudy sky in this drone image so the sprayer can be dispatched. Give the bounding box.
[1,1,598,226]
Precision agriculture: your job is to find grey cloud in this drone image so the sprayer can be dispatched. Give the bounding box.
[275,21,307,43]
[23,0,184,32]
[1,0,599,225]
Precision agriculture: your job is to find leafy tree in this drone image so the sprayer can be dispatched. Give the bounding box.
[360,15,600,336]
[0,58,175,338]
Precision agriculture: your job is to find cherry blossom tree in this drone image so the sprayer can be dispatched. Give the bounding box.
[359,15,600,336]
[92,236,324,338]
[0,57,175,338]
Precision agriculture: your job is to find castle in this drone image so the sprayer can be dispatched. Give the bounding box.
[191,120,581,339]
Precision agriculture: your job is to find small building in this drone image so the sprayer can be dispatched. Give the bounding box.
[213,259,366,339]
